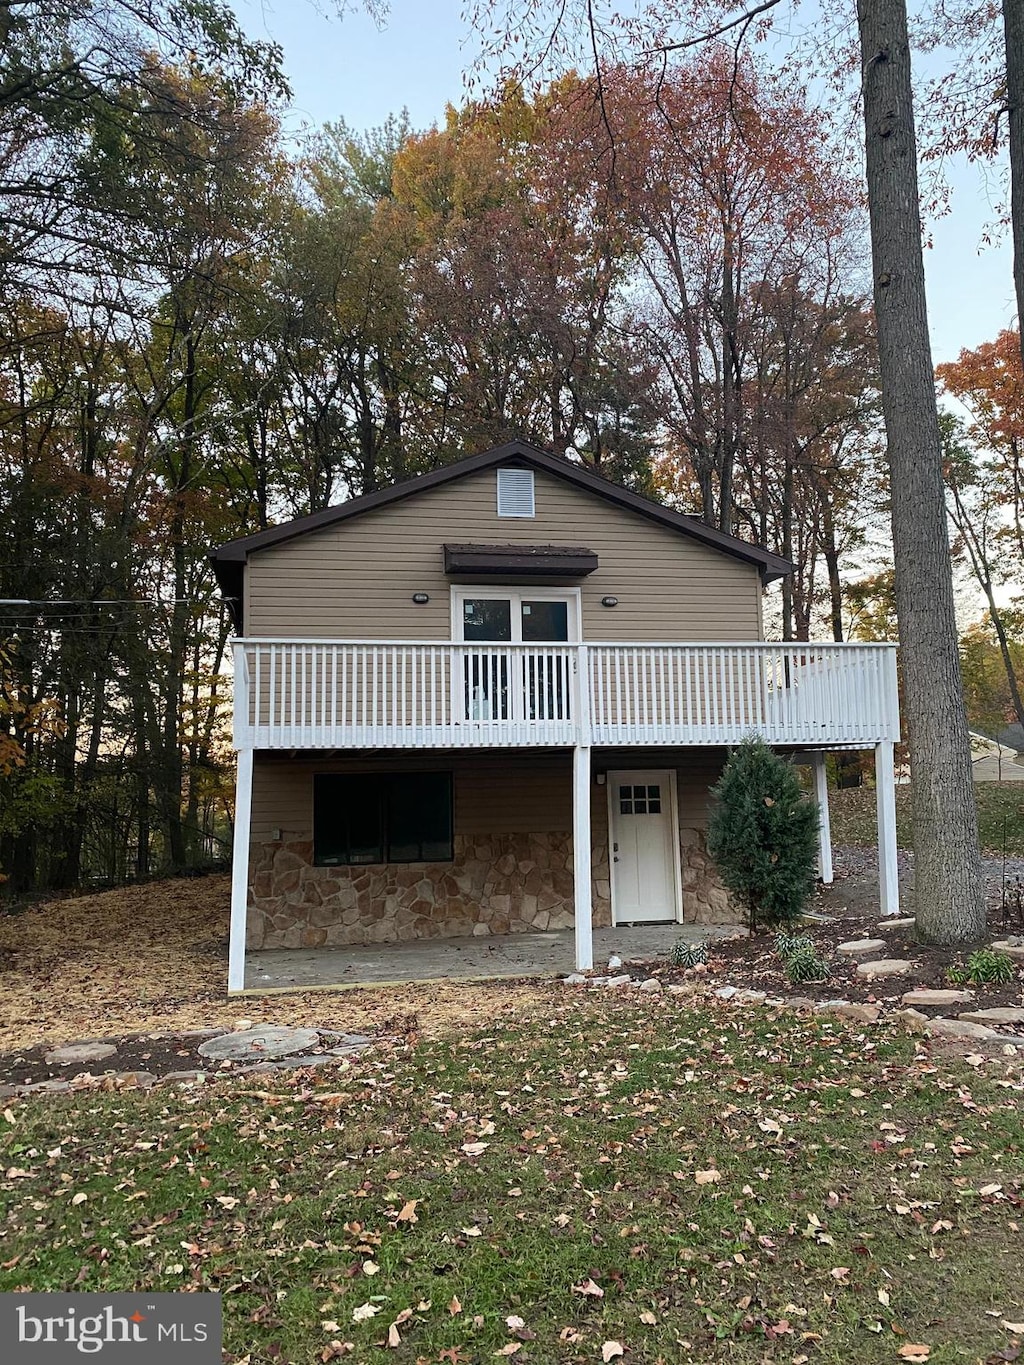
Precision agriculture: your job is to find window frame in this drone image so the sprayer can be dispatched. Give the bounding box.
[450,586,582,643]
[312,771,454,867]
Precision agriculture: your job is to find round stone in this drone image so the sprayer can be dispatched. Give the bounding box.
[991,939,1024,960]
[44,1042,117,1066]
[855,958,912,978]
[837,938,887,957]
[901,989,973,1007]
[198,1026,320,1061]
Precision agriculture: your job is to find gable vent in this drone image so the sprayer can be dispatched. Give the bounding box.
[497,467,535,518]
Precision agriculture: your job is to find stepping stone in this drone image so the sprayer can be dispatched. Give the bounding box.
[878,916,916,929]
[816,1001,881,1023]
[924,1018,1002,1040]
[605,974,634,989]
[991,939,1024,961]
[198,1026,320,1062]
[838,938,886,957]
[44,1042,117,1066]
[957,1007,1024,1027]
[856,958,912,978]
[902,989,973,1007]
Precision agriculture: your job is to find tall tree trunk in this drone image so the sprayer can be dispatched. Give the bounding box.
[1005,0,1024,368]
[857,0,984,943]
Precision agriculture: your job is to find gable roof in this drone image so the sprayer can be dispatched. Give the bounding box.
[210,440,792,628]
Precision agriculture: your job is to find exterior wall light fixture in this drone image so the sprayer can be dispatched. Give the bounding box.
[600,595,619,608]
[412,593,430,604]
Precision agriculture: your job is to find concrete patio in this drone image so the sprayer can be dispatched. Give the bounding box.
[243,921,747,992]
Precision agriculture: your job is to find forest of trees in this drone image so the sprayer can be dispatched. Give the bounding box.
[0,0,1020,900]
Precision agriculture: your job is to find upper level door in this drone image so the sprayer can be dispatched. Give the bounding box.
[454,589,579,721]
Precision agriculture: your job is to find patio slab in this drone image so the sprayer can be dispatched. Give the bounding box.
[244,922,745,992]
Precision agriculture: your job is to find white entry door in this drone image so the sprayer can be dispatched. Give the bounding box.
[609,770,680,924]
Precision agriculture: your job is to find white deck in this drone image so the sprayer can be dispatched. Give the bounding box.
[232,639,900,751]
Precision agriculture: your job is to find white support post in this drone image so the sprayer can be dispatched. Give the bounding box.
[572,642,593,972]
[812,752,833,885]
[228,746,254,993]
[875,740,900,917]
[573,744,593,971]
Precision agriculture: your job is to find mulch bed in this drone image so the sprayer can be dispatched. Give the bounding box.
[618,848,1024,1027]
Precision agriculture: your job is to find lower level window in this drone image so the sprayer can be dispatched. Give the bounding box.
[313,772,454,866]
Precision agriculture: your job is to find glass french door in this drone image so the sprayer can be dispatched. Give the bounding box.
[457,591,576,723]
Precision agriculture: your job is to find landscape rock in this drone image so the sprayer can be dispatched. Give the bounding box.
[892,1008,930,1034]
[715,985,738,1000]
[605,974,633,989]
[990,938,1024,961]
[784,996,815,1012]
[20,1079,72,1093]
[198,1025,320,1062]
[563,973,588,985]
[837,938,887,958]
[817,1001,881,1023]
[957,1007,1024,1027]
[44,1042,117,1066]
[638,977,662,993]
[855,958,912,978]
[901,989,974,1007]
[733,989,767,1004]
[157,1071,207,1086]
[924,1018,1002,1040]
[607,955,623,970]
[879,916,916,929]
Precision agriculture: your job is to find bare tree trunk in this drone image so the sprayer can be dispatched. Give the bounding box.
[1005,0,1024,362]
[857,0,985,943]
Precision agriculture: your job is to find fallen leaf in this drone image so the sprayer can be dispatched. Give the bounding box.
[448,1296,462,1316]
[461,1142,489,1157]
[572,1278,605,1298]
[695,1168,722,1184]
[386,1322,401,1348]
[396,1200,419,1223]
[505,1315,526,1330]
[1002,1323,1024,1335]
[639,1310,657,1325]
[351,1304,380,1324]
[898,1346,930,1361]
[362,1261,379,1277]
[878,1289,891,1308]
[71,1192,88,1206]
[494,1345,521,1357]
[602,1343,625,1362]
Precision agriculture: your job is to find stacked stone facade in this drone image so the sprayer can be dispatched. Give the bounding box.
[246,826,739,950]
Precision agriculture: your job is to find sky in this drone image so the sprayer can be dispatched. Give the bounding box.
[233,0,1016,367]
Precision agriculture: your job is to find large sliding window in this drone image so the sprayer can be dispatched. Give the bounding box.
[313,772,453,866]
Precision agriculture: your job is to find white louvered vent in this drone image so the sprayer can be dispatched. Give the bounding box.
[496,467,535,517]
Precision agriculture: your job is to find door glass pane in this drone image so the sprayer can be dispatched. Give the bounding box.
[462,598,512,641]
[521,600,569,641]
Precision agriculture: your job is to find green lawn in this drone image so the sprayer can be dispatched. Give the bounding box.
[829,780,1024,856]
[2,999,1023,1362]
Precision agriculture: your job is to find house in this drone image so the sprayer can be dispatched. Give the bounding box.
[211,441,901,993]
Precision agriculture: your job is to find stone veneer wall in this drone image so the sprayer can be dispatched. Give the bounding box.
[247,826,740,950]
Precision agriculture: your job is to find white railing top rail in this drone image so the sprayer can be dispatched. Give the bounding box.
[234,637,898,650]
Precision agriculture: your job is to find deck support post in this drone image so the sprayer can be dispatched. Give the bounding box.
[812,752,833,885]
[228,746,253,993]
[875,740,900,917]
[572,744,593,972]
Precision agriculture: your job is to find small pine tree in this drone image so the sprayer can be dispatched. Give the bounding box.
[707,736,820,932]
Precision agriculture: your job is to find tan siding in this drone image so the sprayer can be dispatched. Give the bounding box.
[245,468,762,641]
[250,746,725,846]
[251,751,572,842]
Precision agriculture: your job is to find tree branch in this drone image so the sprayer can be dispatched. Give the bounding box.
[645,0,783,55]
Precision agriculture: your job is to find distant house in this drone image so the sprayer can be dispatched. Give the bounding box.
[211,442,901,993]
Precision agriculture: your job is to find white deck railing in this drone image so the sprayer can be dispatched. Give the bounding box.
[232,639,899,750]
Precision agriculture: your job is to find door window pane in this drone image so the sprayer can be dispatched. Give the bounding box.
[463,598,512,641]
[521,600,569,641]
